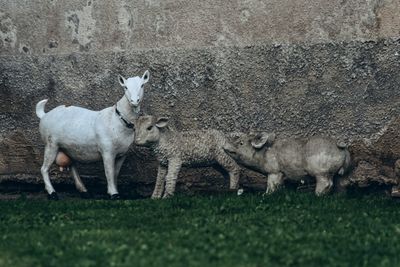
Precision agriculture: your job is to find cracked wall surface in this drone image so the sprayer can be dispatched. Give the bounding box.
[0,0,400,55]
[1,0,400,195]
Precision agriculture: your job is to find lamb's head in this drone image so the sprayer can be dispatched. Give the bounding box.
[134,116,169,146]
[118,70,150,108]
[223,132,276,168]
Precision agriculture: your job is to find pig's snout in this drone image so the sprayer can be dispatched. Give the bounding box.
[223,143,237,155]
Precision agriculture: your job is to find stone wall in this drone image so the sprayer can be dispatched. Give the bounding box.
[1,0,400,196]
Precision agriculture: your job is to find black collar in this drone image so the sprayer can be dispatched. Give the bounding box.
[115,107,135,129]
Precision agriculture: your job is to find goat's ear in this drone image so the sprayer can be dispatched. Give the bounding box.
[118,74,126,87]
[251,132,276,149]
[142,70,150,84]
[156,117,168,128]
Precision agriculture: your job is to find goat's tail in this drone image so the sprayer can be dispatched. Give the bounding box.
[35,99,48,119]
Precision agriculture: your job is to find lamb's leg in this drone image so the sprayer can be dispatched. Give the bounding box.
[102,153,119,199]
[70,165,90,198]
[152,165,167,199]
[315,175,333,196]
[216,152,241,190]
[163,158,182,199]
[265,173,284,194]
[41,143,59,200]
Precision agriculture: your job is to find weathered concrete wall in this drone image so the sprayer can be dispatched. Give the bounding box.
[1,0,400,55]
[1,0,400,196]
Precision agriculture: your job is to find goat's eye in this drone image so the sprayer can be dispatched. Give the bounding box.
[141,84,144,88]
[147,126,153,131]
[240,142,244,146]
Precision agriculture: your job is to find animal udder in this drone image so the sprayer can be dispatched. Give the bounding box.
[56,151,72,171]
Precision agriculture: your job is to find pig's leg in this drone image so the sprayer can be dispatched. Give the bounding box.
[152,165,167,199]
[315,175,333,196]
[70,165,90,198]
[41,143,59,200]
[163,158,182,198]
[266,173,284,194]
[216,152,241,190]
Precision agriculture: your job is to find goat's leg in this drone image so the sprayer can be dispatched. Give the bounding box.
[152,165,167,199]
[102,153,119,199]
[114,155,127,183]
[315,174,333,196]
[41,143,59,200]
[70,165,90,198]
[163,159,182,198]
[216,152,241,190]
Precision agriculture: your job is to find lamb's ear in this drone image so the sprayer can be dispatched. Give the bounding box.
[251,132,276,149]
[155,117,169,128]
[142,70,150,84]
[118,74,126,87]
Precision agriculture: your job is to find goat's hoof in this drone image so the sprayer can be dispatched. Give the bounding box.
[47,192,59,201]
[80,191,92,199]
[110,194,121,200]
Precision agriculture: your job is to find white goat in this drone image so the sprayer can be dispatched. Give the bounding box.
[35,70,150,200]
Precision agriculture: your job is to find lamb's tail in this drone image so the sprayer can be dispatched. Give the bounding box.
[336,140,347,149]
[35,99,48,119]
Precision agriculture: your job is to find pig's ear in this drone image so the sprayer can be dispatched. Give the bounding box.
[251,132,275,149]
[156,117,169,128]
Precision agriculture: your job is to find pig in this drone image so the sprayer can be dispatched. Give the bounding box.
[223,132,351,195]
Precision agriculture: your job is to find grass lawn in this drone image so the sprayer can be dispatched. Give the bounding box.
[0,192,399,267]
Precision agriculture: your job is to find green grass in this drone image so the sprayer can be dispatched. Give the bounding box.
[0,192,399,267]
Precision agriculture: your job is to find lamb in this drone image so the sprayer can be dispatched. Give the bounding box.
[223,132,351,195]
[35,70,150,200]
[134,116,241,198]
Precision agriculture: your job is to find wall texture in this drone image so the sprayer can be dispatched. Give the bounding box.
[1,0,400,196]
[1,0,400,54]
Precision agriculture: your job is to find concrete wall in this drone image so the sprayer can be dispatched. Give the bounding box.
[1,0,400,54]
[1,0,400,195]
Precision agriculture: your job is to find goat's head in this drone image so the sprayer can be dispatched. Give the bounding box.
[118,70,150,108]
